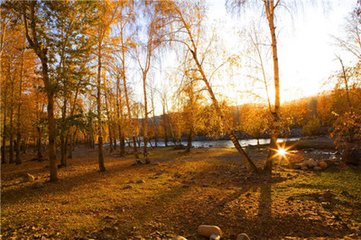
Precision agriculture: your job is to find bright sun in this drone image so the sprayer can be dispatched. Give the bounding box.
[276,148,287,157]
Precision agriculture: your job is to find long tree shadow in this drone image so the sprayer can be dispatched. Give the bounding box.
[1,147,211,206]
[225,175,352,239]
[1,157,139,205]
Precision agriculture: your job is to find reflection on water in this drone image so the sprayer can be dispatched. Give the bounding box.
[132,137,300,148]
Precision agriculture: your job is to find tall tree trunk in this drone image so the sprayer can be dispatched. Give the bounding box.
[119,20,138,159]
[151,94,158,148]
[97,46,106,172]
[265,1,280,175]
[36,126,43,161]
[176,9,257,171]
[15,46,25,165]
[338,57,353,110]
[185,126,193,153]
[116,79,125,156]
[23,2,58,181]
[189,48,258,172]
[2,93,7,164]
[9,76,14,164]
[162,104,168,147]
[47,90,58,182]
[113,138,117,150]
[142,73,149,159]
[123,74,138,159]
[67,131,73,159]
[67,128,76,159]
[60,99,67,167]
[66,81,80,159]
[105,91,113,153]
[1,122,6,164]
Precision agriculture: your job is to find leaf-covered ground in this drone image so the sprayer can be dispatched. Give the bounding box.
[1,146,360,239]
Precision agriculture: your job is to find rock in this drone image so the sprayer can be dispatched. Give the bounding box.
[123,184,133,189]
[318,161,328,169]
[210,233,221,240]
[197,225,222,238]
[306,159,317,168]
[237,233,251,240]
[313,166,322,171]
[32,182,44,189]
[136,179,145,184]
[24,173,35,182]
[172,236,187,240]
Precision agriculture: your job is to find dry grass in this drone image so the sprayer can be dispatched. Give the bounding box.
[1,146,360,239]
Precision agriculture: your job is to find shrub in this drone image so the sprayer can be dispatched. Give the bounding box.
[301,118,321,136]
[331,111,361,150]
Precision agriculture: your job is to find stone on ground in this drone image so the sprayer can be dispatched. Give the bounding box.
[24,173,35,182]
[237,233,251,240]
[318,160,328,169]
[172,236,187,240]
[136,179,145,184]
[306,159,317,168]
[197,225,222,238]
[210,233,221,240]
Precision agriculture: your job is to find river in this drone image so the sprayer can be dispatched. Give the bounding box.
[133,137,301,148]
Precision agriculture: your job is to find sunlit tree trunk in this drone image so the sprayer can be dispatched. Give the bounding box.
[168,5,257,172]
[120,35,139,159]
[96,43,106,172]
[116,78,125,156]
[189,48,258,172]
[265,0,281,175]
[142,72,149,159]
[161,97,168,147]
[150,88,158,147]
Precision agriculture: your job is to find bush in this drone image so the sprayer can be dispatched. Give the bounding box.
[331,111,361,150]
[301,118,321,136]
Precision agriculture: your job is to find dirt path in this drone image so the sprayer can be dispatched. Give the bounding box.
[1,147,360,239]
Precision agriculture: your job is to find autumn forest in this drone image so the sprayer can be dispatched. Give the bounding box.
[1,0,361,239]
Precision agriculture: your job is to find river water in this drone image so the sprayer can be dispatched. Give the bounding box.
[141,137,300,148]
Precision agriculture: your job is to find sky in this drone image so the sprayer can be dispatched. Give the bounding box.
[131,0,358,114]
[206,0,357,104]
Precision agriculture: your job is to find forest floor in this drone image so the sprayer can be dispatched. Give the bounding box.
[1,142,361,240]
